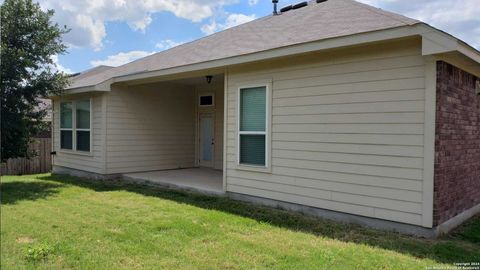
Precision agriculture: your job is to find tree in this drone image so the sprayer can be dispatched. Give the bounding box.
[1,0,69,161]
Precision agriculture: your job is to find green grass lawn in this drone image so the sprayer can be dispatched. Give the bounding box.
[1,174,479,269]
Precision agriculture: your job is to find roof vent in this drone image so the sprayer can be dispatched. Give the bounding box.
[316,0,328,3]
[272,0,279,15]
[292,1,308,10]
[280,5,293,13]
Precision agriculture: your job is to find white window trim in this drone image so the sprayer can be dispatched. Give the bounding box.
[199,93,215,107]
[236,83,272,173]
[59,98,93,155]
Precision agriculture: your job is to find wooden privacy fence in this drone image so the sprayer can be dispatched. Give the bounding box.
[1,138,52,175]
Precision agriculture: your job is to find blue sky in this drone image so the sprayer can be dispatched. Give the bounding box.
[34,0,480,74]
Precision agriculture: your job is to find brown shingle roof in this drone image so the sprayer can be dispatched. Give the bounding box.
[69,0,419,89]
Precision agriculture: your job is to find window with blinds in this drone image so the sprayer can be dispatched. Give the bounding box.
[60,102,73,150]
[76,100,91,152]
[60,99,91,152]
[239,86,267,166]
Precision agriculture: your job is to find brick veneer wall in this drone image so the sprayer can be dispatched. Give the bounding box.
[434,61,480,226]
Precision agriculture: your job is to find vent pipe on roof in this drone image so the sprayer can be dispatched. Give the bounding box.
[292,1,308,9]
[280,5,293,13]
[272,0,279,15]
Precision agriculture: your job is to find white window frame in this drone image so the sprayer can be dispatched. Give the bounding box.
[199,93,215,107]
[59,98,93,154]
[236,83,272,172]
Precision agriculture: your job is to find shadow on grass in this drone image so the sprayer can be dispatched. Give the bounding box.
[449,217,480,245]
[1,181,63,205]
[36,174,480,264]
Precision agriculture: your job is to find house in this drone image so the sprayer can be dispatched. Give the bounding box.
[50,0,480,237]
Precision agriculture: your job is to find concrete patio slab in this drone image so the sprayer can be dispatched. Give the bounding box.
[122,168,224,195]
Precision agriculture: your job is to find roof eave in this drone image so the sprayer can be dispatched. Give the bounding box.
[56,84,110,96]
[419,23,480,76]
[421,23,480,59]
[64,23,480,94]
[108,24,427,85]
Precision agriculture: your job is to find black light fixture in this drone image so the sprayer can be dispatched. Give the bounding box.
[205,75,213,84]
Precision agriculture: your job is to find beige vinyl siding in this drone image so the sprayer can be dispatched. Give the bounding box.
[52,94,106,174]
[105,83,195,174]
[225,39,428,226]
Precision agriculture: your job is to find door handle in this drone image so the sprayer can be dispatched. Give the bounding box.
[211,138,215,145]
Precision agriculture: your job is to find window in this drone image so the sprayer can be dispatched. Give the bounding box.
[60,102,73,150]
[76,100,91,151]
[238,86,268,167]
[60,100,91,152]
[199,94,214,107]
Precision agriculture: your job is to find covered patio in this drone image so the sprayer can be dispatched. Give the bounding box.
[107,73,226,196]
[122,168,224,195]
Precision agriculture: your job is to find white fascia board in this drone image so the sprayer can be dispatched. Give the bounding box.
[60,84,110,95]
[421,30,457,55]
[457,42,480,65]
[420,24,480,65]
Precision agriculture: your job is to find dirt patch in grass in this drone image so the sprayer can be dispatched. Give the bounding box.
[16,236,35,244]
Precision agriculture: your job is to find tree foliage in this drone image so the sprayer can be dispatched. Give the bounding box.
[1,0,69,161]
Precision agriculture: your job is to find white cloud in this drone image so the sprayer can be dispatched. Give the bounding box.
[155,39,186,50]
[201,13,256,35]
[51,55,74,74]
[357,0,480,49]
[70,14,106,51]
[200,21,218,35]
[90,51,156,67]
[248,0,259,6]
[37,0,238,50]
[224,13,257,29]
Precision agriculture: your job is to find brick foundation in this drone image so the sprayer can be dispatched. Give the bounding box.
[434,61,480,226]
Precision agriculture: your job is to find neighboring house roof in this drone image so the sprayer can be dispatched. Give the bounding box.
[68,0,479,91]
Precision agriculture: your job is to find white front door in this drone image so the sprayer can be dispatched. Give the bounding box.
[199,114,214,167]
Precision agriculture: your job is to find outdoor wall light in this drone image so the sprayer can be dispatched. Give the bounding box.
[205,75,213,84]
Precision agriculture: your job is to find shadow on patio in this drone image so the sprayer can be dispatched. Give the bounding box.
[36,173,480,264]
